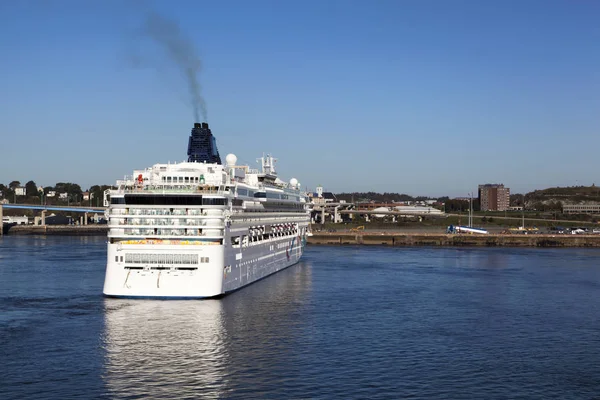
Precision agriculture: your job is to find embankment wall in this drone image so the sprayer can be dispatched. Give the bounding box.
[308,233,600,247]
[5,226,600,247]
[8,225,109,236]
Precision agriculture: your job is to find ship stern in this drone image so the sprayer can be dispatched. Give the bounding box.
[103,242,225,299]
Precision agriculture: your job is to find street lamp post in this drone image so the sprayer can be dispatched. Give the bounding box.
[468,192,473,227]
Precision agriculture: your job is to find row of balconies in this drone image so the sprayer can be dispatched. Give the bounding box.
[231,217,309,225]
[111,208,221,216]
[109,220,223,227]
[114,184,225,194]
[109,228,223,237]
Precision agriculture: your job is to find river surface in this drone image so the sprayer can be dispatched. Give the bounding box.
[1,236,600,399]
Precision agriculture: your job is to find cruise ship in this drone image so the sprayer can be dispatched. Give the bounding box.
[102,123,311,298]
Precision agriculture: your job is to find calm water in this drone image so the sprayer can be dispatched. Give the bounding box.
[1,236,600,399]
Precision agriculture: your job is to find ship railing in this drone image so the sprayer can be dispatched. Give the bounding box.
[255,182,301,193]
[107,210,224,217]
[108,220,223,227]
[108,221,224,228]
[107,231,223,238]
[113,185,229,195]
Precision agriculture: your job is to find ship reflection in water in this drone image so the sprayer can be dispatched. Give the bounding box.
[101,262,313,399]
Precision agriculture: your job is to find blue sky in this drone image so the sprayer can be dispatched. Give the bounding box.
[1,0,599,197]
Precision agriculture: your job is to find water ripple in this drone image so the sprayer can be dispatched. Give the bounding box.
[2,238,600,398]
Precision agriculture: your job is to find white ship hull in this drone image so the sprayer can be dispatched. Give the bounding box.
[103,234,306,298]
[102,153,310,299]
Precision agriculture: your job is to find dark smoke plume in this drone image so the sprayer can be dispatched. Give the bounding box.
[139,11,207,122]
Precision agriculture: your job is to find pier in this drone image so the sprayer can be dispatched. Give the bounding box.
[307,232,600,247]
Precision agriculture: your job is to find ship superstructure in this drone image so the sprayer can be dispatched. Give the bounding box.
[103,128,310,298]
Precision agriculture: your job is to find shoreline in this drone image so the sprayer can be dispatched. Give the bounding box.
[308,232,600,247]
[3,225,600,247]
[5,225,109,236]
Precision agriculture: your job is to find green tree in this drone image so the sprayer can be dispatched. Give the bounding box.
[54,182,82,198]
[88,185,113,206]
[9,180,20,190]
[25,180,38,196]
[4,187,15,201]
[444,199,469,212]
[510,193,524,206]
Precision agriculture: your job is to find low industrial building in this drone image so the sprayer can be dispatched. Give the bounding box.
[562,204,600,214]
[2,215,29,225]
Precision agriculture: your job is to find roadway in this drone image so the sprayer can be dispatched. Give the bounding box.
[2,204,107,213]
[445,213,597,226]
[313,204,597,226]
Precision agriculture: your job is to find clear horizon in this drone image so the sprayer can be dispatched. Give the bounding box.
[1,0,599,198]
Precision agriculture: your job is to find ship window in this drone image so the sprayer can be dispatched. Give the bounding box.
[254,192,266,198]
[122,195,204,205]
[120,256,123,262]
[167,177,172,183]
[124,253,201,265]
[179,177,183,183]
[111,197,126,204]
[202,198,227,205]
[115,256,118,262]
[185,177,189,183]
[238,189,248,196]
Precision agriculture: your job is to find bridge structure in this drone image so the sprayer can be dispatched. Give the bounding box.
[0,204,107,235]
[310,202,446,224]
